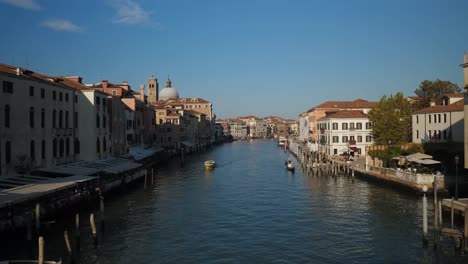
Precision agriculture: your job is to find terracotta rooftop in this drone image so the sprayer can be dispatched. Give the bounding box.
[318,110,368,120]
[306,99,376,113]
[442,93,464,98]
[414,99,464,114]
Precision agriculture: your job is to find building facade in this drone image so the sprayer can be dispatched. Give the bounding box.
[317,110,373,156]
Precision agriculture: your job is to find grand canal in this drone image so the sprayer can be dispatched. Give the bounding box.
[2,139,467,263]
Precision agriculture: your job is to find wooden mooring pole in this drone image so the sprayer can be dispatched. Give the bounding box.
[100,196,105,229]
[433,178,439,248]
[422,186,428,247]
[151,168,154,186]
[64,230,73,258]
[90,213,97,245]
[464,207,468,252]
[38,236,44,264]
[75,213,80,252]
[144,170,147,190]
[35,203,41,234]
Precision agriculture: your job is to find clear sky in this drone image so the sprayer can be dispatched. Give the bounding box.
[1,0,467,119]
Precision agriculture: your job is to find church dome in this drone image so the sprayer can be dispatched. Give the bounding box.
[159,78,179,100]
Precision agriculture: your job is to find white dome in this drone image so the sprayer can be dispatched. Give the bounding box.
[159,87,179,100]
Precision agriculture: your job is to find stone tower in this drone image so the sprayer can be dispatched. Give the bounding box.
[147,76,159,104]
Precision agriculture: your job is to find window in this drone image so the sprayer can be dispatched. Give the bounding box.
[332,136,339,143]
[103,137,107,152]
[74,94,78,103]
[66,138,70,156]
[74,112,78,128]
[350,136,355,142]
[433,114,436,123]
[444,114,447,123]
[29,107,35,128]
[416,116,419,124]
[29,86,34,96]
[357,136,362,142]
[334,149,338,154]
[102,98,106,106]
[30,141,35,161]
[356,123,362,130]
[52,110,56,128]
[112,91,117,96]
[342,123,348,130]
[5,141,11,164]
[3,81,13,93]
[342,136,348,143]
[96,137,100,153]
[53,138,57,157]
[349,123,355,130]
[41,108,45,128]
[96,97,100,105]
[438,130,441,140]
[438,114,441,123]
[65,111,69,128]
[416,130,419,139]
[96,113,100,128]
[428,130,432,137]
[429,115,431,123]
[59,139,64,157]
[332,123,338,130]
[366,122,372,130]
[65,93,69,102]
[74,139,80,154]
[59,92,63,101]
[103,115,106,128]
[5,104,10,128]
[41,140,45,159]
[366,135,372,142]
[59,110,63,128]
[41,88,45,98]
[53,91,56,100]
[443,130,447,140]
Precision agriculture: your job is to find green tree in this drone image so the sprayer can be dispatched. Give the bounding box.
[414,79,461,109]
[368,92,412,145]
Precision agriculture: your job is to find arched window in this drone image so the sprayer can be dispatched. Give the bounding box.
[74,138,80,154]
[30,107,35,128]
[96,137,100,153]
[53,138,57,157]
[96,113,100,128]
[59,138,64,157]
[30,140,35,160]
[103,115,106,128]
[59,110,63,128]
[41,140,46,159]
[66,138,70,156]
[5,141,11,164]
[53,110,56,128]
[65,111,69,128]
[103,137,107,152]
[5,104,10,128]
[41,108,45,128]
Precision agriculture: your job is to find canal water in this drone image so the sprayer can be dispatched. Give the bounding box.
[1,139,467,263]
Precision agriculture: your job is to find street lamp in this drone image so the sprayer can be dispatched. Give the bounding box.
[455,155,459,200]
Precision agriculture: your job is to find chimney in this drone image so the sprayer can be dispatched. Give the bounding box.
[122,81,129,91]
[65,76,82,84]
[430,101,436,107]
[140,84,145,102]
[102,80,108,94]
[463,52,468,90]
[16,67,22,76]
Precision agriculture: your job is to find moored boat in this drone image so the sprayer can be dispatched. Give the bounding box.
[204,160,216,170]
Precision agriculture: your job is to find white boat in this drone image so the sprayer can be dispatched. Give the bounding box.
[204,160,216,170]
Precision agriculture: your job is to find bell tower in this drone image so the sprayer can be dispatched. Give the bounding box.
[147,76,159,104]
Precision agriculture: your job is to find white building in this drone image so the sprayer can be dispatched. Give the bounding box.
[229,121,248,139]
[317,110,373,156]
[298,112,309,143]
[413,96,464,143]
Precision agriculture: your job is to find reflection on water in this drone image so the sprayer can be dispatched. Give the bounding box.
[1,140,467,263]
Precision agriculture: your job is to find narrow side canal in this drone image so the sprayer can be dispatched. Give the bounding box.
[1,140,467,263]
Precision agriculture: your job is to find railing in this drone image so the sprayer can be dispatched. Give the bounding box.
[367,165,444,188]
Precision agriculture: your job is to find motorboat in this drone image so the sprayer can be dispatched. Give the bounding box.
[204,160,216,170]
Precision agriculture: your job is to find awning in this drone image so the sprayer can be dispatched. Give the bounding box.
[350,147,358,151]
[406,152,432,161]
[412,159,441,165]
[181,141,195,147]
[129,147,159,161]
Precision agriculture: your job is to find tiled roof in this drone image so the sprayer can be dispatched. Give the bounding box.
[407,96,423,101]
[318,110,368,120]
[442,93,464,98]
[414,99,464,114]
[306,99,376,113]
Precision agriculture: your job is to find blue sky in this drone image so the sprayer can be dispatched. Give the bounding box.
[1,0,467,119]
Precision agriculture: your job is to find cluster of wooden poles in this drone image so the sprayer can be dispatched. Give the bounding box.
[23,168,157,263]
[297,149,356,179]
[421,178,468,252]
